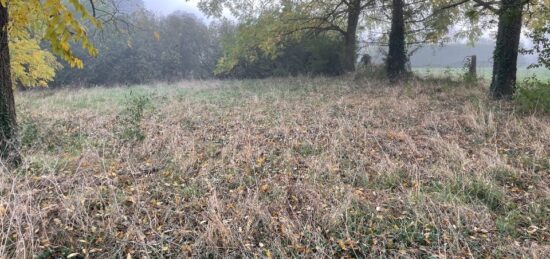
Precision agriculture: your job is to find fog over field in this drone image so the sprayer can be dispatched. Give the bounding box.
[409,42,538,68]
[143,0,203,16]
[142,0,538,68]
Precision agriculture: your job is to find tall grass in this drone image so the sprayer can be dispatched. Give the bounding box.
[1,77,549,257]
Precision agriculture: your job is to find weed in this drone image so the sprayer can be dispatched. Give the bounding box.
[114,93,151,142]
[491,167,534,191]
[515,77,550,113]
[371,169,410,190]
[463,179,508,212]
[180,180,206,200]
[430,175,508,213]
[19,117,41,147]
[520,156,550,172]
[353,65,387,81]
[293,142,323,156]
[496,210,526,237]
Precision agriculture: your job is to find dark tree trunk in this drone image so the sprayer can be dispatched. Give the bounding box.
[490,0,524,99]
[0,4,21,167]
[386,0,408,81]
[342,0,361,72]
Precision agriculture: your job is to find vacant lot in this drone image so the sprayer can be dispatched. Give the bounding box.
[2,77,549,258]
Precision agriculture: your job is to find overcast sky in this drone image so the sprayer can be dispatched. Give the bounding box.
[143,0,202,16]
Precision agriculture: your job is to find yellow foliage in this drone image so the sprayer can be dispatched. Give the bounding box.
[10,38,61,87]
[1,0,99,88]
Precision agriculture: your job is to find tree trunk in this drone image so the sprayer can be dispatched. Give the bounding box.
[342,0,361,72]
[386,0,408,81]
[490,0,524,99]
[0,4,21,167]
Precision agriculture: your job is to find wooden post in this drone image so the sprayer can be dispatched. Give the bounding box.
[468,55,477,78]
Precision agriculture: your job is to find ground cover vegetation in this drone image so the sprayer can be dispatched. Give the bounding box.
[1,77,549,257]
[0,0,548,257]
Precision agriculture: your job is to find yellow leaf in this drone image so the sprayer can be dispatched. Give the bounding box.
[256,156,266,167]
[260,184,270,193]
[181,244,192,253]
[0,204,6,217]
[337,239,347,251]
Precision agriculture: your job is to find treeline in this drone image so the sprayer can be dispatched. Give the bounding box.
[52,10,221,86]
[12,0,550,93]
[51,6,347,86]
[194,0,550,99]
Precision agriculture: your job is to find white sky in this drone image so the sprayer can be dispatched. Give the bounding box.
[143,0,202,16]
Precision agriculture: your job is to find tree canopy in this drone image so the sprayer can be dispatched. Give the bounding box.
[523,2,550,69]
[5,0,100,68]
[54,10,223,86]
[3,0,102,89]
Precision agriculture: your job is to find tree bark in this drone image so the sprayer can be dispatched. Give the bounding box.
[490,0,524,99]
[0,3,21,166]
[386,0,408,81]
[342,0,361,72]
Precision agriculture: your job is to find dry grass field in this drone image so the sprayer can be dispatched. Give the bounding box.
[1,77,549,258]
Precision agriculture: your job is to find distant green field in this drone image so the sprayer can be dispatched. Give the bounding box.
[413,67,550,82]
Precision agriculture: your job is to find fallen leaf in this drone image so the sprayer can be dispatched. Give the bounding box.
[0,204,5,217]
[527,226,539,234]
[338,239,347,251]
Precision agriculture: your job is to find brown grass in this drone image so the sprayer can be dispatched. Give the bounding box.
[1,77,549,258]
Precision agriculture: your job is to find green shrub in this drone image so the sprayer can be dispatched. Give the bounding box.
[515,78,550,113]
[461,71,479,86]
[115,93,151,142]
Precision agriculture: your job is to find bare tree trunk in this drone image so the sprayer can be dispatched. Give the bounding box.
[386,0,408,81]
[490,0,523,99]
[343,0,361,72]
[0,4,21,167]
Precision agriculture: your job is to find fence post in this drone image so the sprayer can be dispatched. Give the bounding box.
[468,55,477,78]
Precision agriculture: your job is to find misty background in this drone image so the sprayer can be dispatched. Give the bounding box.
[141,0,537,67]
[49,0,541,87]
[143,0,204,17]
